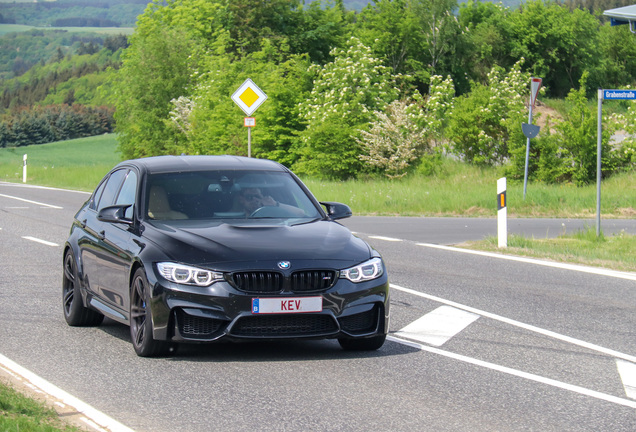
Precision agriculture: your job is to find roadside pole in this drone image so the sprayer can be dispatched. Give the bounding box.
[597,89,603,237]
[245,117,255,157]
[23,154,27,183]
[522,78,542,199]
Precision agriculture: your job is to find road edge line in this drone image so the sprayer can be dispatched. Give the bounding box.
[0,353,135,432]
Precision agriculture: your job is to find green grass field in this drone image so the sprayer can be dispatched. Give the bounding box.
[0,134,122,191]
[0,23,134,36]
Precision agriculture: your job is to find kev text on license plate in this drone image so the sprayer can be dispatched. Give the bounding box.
[252,296,322,314]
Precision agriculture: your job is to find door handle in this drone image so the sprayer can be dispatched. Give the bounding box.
[99,230,106,240]
[80,219,87,228]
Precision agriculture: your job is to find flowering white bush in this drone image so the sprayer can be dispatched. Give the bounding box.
[406,74,455,145]
[168,96,197,135]
[356,75,455,178]
[299,36,399,132]
[448,59,532,165]
[294,37,400,179]
[357,100,426,178]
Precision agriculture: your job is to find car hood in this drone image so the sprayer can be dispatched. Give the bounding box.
[142,219,373,270]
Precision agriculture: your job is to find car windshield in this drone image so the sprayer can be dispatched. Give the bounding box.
[144,170,322,223]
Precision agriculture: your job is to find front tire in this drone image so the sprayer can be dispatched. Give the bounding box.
[130,268,176,357]
[338,334,386,351]
[62,249,104,326]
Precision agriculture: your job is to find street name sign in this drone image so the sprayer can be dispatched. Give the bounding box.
[603,89,636,100]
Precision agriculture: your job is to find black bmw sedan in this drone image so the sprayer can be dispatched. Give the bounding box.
[63,155,389,357]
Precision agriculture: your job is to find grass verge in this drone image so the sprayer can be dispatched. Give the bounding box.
[462,227,636,273]
[0,381,82,432]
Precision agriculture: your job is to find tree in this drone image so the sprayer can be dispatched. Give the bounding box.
[458,1,514,84]
[508,0,600,97]
[113,25,202,159]
[294,37,399,179]
[448,60,529,165]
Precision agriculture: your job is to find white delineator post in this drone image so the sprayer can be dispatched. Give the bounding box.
[23,154,27,183]
[497,177,507,248]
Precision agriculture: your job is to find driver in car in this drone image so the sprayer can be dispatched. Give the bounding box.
[237,188,278,215]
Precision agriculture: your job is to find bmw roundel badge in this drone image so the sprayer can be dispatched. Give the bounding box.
[278,261,291,269]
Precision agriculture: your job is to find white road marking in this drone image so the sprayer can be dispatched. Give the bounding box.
[395,305,480,346]
[387,335,636,409]
[617,360,636,399]
[368,235,403,242]
[22,236,59,247]
[0,193,63,209]
[0,181,91,195]
[417,242,636,281]
[0,354,135,432]
[391,283,636,364]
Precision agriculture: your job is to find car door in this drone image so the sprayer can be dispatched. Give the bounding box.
[94,169,140,319]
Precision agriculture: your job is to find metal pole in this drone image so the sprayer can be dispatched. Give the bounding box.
[596,89,603,237]
[248,126,251,158]
[523,104,533,199]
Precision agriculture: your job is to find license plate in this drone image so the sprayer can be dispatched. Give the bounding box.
[252,296,322,314]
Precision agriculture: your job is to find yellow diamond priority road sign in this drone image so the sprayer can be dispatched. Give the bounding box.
[232,79,268,116]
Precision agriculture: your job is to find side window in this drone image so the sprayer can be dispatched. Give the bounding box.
[97,169,127,211]
[115,170,138,219]
[89,179,107,211]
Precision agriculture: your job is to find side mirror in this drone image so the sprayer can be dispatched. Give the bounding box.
[320,201,352,220]
[98,204,133,225]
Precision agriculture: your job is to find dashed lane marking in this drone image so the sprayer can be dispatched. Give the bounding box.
[22,236,59,247]
[0,193,63,209]
[368,235,403,242]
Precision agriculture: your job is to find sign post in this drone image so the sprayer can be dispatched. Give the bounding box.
[522,77,542,199]
[596,88,636,236]
[23,154,27,183]
[231,79,267,157]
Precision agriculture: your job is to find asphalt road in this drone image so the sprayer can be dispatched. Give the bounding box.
[1,182,636,431]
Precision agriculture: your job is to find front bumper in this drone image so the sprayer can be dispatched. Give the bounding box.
[147,269,389,344]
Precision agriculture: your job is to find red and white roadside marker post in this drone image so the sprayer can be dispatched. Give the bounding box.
[497,177,507,248]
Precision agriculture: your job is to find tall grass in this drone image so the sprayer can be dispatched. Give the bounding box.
[303,159,636,218]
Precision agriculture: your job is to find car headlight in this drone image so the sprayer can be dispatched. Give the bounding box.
[340,257,384,283]
[157,262,224,287]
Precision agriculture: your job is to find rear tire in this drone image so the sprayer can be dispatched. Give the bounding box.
[62,249,104,326]
[129,268,176,357]
[338,334,386,351]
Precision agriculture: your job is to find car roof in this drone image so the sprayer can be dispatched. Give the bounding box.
[116,155,288,175]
